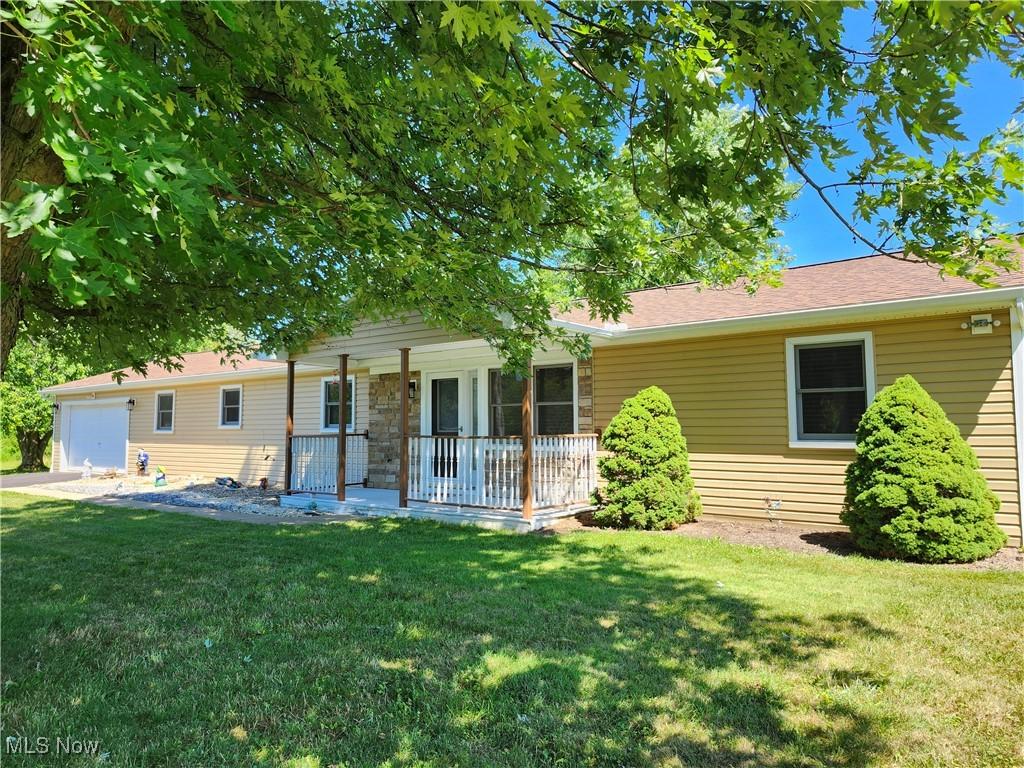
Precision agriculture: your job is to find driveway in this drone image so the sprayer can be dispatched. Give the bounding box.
[1,471,80,489]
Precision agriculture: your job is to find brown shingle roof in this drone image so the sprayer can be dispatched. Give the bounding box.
[49,254,1024,393]
[52,351,285,391]
[555,254,1024,329]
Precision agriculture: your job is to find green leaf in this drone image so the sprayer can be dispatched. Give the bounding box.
[491,14,519,50]
[440,1,476,45]
[0,185,67,237]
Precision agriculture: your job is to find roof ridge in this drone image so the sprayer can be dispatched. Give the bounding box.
[52,350,284,391]
[105,349,277,374]
[621,253,894,297]
[555,249,1024,330]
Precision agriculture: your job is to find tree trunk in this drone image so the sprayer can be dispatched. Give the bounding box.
[1,21,66,379]
[0,237,38,378]
[16,428,51,472]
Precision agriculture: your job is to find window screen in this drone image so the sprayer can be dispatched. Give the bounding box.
[221,388,241,426]
[156,393,174,431]
[488,370,523,436]
[535,365,574,435]
[488,365,574,435]
[323,378,354,430]
[795,342,866,439]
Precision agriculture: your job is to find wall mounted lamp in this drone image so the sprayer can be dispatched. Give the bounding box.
[961,314,1001,335]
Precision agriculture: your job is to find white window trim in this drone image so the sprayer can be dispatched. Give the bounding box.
[153,390,175,434]
[320,374,355,433]
[785,331,875,449]
[218,384,243,429]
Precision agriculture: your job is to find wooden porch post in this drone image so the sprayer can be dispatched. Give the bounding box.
[284,360,295,493]
[521,362,534,520]
[399,347,410,508]
[336,354,348,501]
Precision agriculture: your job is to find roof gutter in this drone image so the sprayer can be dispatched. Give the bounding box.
[552,286,1024,345]
[548,319,618,337]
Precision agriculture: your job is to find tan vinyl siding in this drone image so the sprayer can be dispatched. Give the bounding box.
[305,315,471,358]
[593,309,1022,546]
[134,376,289,484]
[292,371,369,436]
[52,370,369,487]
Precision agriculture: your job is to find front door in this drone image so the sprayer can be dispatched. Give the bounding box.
[430,377,461,478]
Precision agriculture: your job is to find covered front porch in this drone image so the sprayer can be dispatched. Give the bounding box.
[278,318,599,530]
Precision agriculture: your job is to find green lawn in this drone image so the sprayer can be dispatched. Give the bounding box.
[0,435,50,474]
[1,434,23,471]
[1,493,1022,768]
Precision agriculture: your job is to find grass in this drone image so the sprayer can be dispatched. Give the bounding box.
[0,434,50,474]
[1,492,1022,768]
[1,434,22,472]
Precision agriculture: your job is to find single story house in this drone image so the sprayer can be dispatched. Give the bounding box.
[44,255,1024,543]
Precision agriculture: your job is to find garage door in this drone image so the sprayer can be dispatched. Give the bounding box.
[66,404,128,471]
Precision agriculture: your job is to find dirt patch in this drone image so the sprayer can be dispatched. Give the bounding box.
[547,514,1024,571]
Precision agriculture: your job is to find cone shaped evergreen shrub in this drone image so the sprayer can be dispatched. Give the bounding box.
[594,386,701,529]
[841,375,1006,563]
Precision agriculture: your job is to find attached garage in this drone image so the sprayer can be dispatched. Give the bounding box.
[44,352,293,482]
[61,400,129,471]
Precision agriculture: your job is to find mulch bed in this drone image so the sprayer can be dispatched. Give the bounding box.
[548,513,1024,572]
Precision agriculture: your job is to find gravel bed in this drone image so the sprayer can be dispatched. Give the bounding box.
[41,477,297,517]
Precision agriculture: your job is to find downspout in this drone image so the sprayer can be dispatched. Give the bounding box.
[1010,296,1024,547]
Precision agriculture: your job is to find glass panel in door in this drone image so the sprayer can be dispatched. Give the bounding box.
[431,377,460,478]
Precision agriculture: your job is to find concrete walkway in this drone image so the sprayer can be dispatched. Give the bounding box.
[2,485,357,526]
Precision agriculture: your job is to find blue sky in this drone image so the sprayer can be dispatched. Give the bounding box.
[782,10,1024,266]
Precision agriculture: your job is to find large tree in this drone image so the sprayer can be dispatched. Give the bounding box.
[2,1,1021,376]
[0,336,89,470]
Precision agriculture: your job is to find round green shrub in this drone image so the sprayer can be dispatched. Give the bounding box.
[841,374,1006,563]
[594,385,701,530]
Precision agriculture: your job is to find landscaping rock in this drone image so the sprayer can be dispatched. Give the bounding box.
[41,477,298,517]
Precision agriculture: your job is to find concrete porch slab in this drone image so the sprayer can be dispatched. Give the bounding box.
[279,488,590,532]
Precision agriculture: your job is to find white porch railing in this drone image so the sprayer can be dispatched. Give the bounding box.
[408,434,598,510]
[290,433,368,494]
[533,434,599,509]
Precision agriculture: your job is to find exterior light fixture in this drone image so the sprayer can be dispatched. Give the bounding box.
[52,401,61,413]
[126,398,136,411]
[408,380,417,400]
[960,314,1000,335]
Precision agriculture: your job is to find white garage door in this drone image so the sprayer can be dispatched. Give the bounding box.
[66,404,128,471]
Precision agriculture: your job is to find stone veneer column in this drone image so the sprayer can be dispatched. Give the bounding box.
[367,370,421,489]
[577,358,594,433]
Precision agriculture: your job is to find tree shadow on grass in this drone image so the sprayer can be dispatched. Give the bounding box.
[0,497,899,767]
[798,530,862,557]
